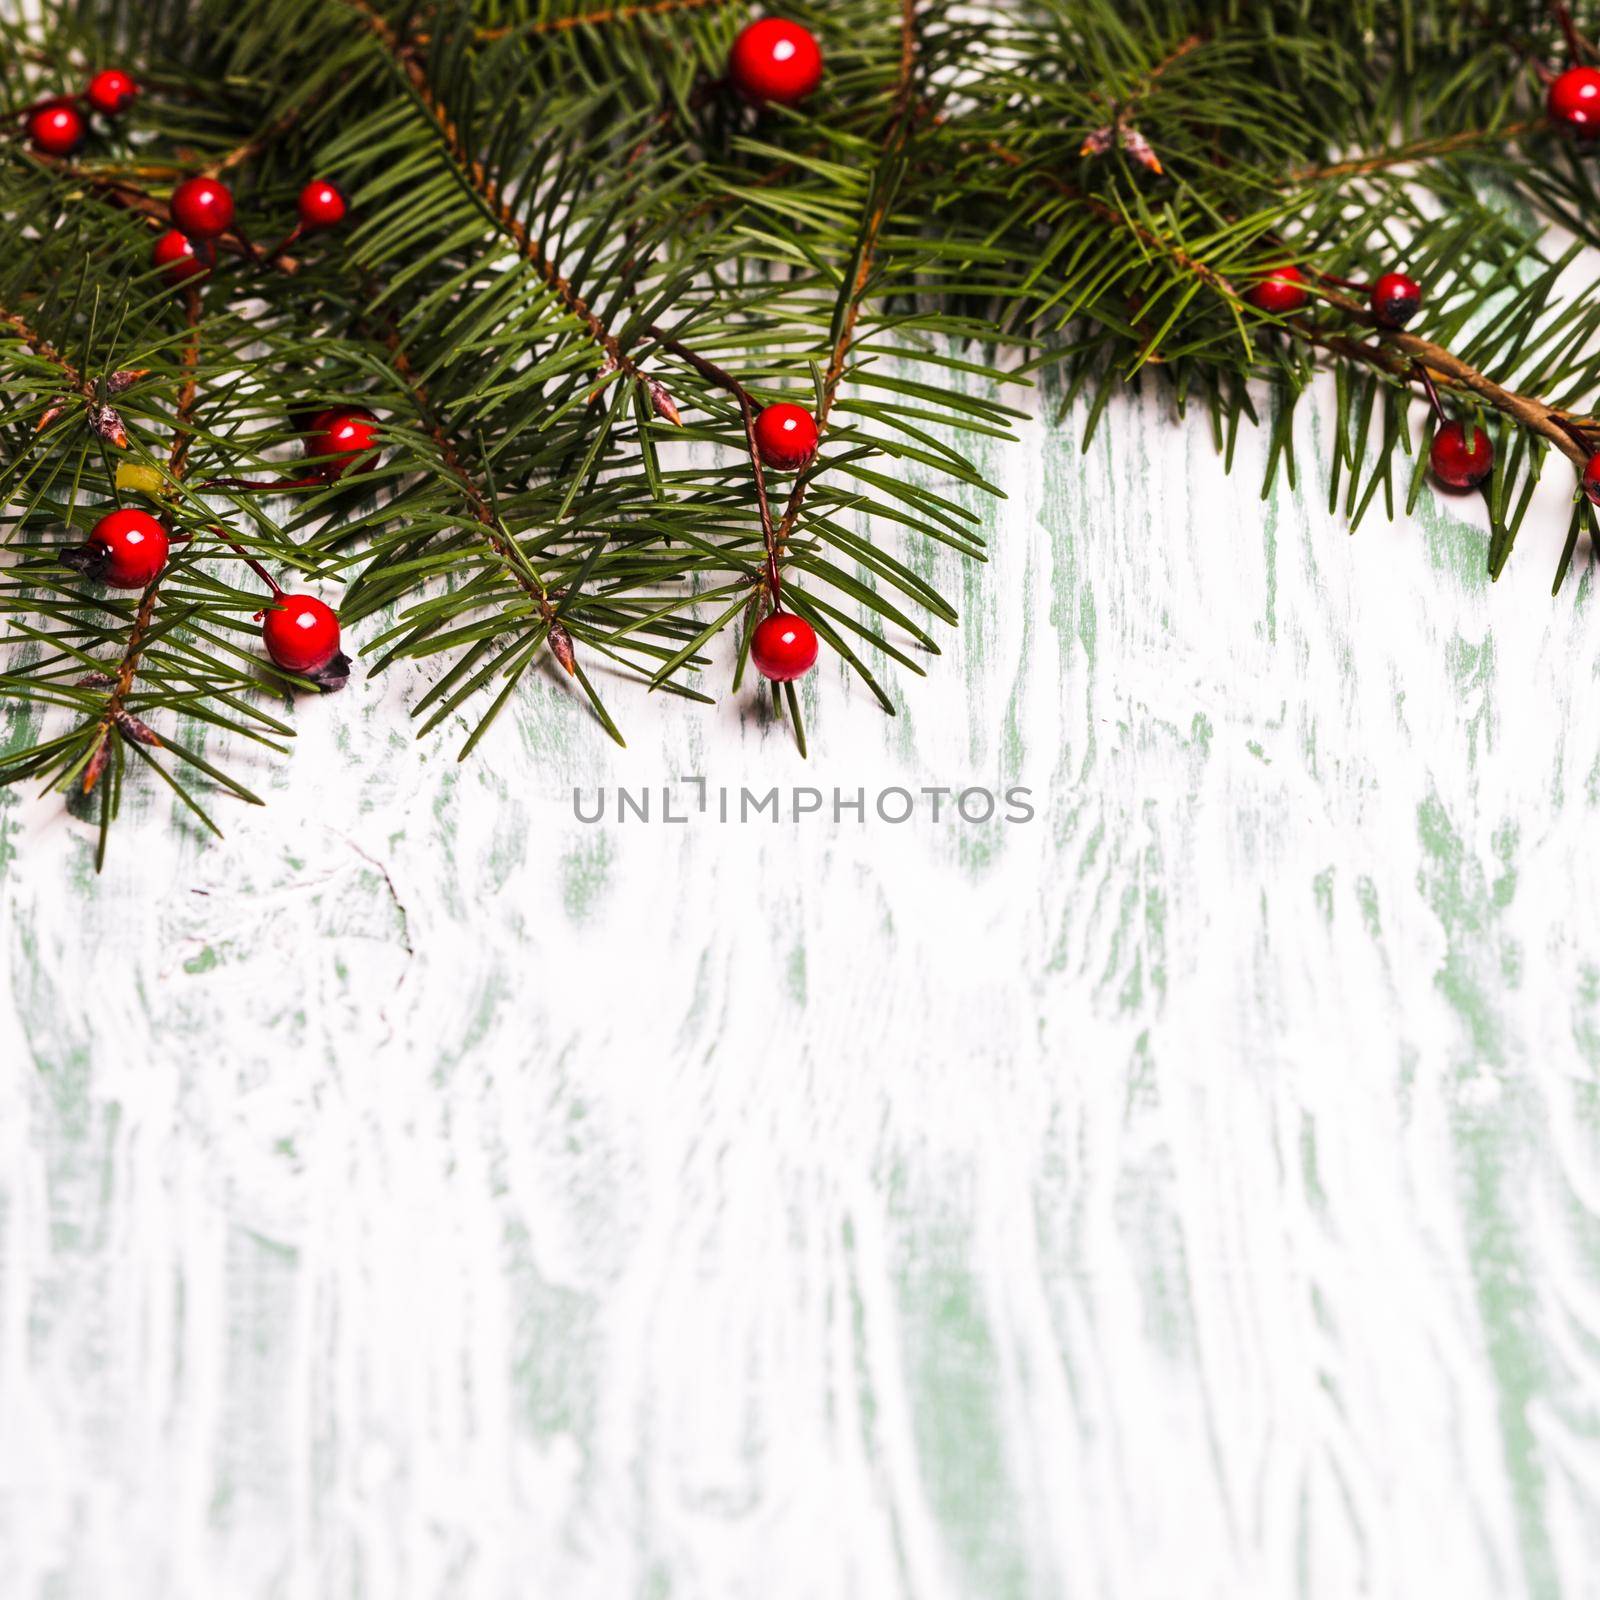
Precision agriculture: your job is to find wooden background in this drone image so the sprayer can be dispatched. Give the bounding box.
[4,378,1600,1599]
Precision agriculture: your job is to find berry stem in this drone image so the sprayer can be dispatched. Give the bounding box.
[1412,361,1447,425]
[643,324,781,600]
[208,527,285,596]
[768,0,923,592]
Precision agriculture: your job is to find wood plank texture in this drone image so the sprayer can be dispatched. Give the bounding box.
[3,382,1599,1598]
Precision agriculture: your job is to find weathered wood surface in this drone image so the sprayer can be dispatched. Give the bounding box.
[4,385,1599,1598]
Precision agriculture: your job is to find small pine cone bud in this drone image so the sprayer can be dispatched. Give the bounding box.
[82,738,111,795]
[1118,125,1163,175]
[548,620,577,676]
[113,708,161,747]
[89,404,128,448]
[35,401,69,434]
[1080,125,1115,157]
[106,369,149,394]
[648,380,682,427]
[74,671,116,688]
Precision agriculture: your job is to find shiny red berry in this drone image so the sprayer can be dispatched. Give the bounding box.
[170,175,234,239]
[262,594,342,674]
[297,179,347,231]
[1549,66,1600,136]
[729,18,823,105]
[1371,271,1422,329]
[305,407,380,479]
[750,611,818,681]
[1247,265,1308,315]
[28,103,85,157]
[1582,451,1600,506]
[151,228,211,286]
[753,402,819,471]
[1430,421,1494,492]
[90,508,169,588]
[86,69,138,116]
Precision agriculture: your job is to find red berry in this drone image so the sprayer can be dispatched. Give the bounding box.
[1247,265,1308,315]
[86,69,138,116]
[262,594,342,674]
[1430,421,1494,492]
[170,176,235,240]
[750,611,818,681]
[151,228,211,286]
[1371,271,1422,329]
[1549,66,1600,136]
[753,402,819,471]
[1582,451,1600,506]
[297,178,347,231]
[729,18,823,105]
[28,103,85,157]
[305,407,380,479]
[90,508,169,588]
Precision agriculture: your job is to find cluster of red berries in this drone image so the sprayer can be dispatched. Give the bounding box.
[24,68,137,156]
[748,404,821,678]
[1244,262,1504,495]
[152,174,349,287]
[68,508,345,678]
[1245,264,1423,330]
[725,15,825,678]
[724,18,826,679]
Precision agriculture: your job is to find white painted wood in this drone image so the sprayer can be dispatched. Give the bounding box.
[3,377,1599,1598]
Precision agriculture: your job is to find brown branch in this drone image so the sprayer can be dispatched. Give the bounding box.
[989,142,1593,471]
[84,291,203,793]
[1290,120,1542,183]
[346,0,658,406]
[766,0,922,588]
[1551,2,1599,64]
[417,0,726,43]
[41,160,301,273]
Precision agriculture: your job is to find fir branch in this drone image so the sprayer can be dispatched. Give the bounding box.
[83,292,202,794]
[421,0,729,44]
[345,0,669,407]
[376,308,575,672]
[1291,122,1544,183]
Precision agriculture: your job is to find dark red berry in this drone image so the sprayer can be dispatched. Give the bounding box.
[263,594,342,674]
[170,176,235,240]
[1549,66,1600,136]
[1430,421,1494,492]
[90,508,169,588]
[729,18,823,105]
[753,402,819,471]
[1582,451,1600,506]
[305,407,380,479]
[28,103,85,157]
[86,69,137,117]
[297,179,347,231]
[1371,271,1422,329]
[750,611,818,681]
[151,228,211,286]
[1247,265,1308,315]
